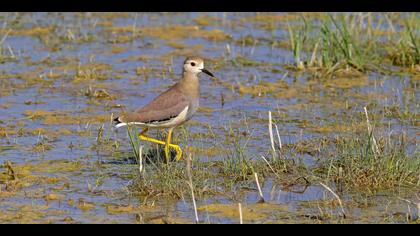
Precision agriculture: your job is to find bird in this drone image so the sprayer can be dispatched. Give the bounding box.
[113,56,214,162]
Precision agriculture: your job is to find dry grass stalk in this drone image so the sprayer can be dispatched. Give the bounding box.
[274,123,282,158]
[268,111,277,160]
[260,155,281,179]
[254,172,265,203]
[238,203,243,224]
[187,153,199,223]
[319,182,346,218]
[364,107,380,156]
[138,145,144,175]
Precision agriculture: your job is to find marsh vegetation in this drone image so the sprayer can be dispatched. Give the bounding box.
[0,12,419,223]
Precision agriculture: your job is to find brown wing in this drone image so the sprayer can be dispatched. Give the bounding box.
[123,85,189,124]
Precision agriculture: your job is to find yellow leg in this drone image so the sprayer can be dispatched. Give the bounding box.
[138,128,183,162]
[174,145,182,161]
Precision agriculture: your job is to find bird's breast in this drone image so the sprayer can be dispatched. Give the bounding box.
[186,100,199,120]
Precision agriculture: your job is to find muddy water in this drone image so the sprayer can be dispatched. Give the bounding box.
[0,12,418,223]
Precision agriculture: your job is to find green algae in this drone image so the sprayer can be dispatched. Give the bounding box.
[23,109,111,125]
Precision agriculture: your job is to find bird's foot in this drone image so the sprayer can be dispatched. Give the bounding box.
[139,133,183,162]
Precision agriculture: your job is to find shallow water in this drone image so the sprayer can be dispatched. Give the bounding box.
[0,12,418,223]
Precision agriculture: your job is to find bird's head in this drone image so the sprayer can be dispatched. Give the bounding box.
[183,56,214,77]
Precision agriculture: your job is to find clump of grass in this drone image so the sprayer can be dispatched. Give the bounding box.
[287,21,305,70]
[219,125,255,181]
[124,126,184,198]
[316,132,420,194]
[90,115,121,154]
[81,86,115,101]
[386,20,420,67]
[130,157,220,200]
[284,13,419,75]
[123,125,219,199]
[230,54,263,67]
[125,125,142,162]
[32,132,54,153]
[216,117,310,189]
[287,14,367,72]
[125,121,308,201]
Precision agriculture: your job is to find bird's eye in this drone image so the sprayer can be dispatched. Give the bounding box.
[190,62,196,66]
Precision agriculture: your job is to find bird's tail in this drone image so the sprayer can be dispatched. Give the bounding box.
[113,116,127,128]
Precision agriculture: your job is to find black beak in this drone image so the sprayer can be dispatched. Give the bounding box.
[201,68,214,77]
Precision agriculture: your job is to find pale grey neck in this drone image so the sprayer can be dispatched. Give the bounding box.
[181,71,199,82]
[179,71,200,98]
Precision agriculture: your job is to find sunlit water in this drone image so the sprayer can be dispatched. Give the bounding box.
[0,12,418,223]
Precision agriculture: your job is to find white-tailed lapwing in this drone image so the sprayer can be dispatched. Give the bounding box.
[114,56,214,162]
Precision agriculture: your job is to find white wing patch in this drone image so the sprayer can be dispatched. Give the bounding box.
[115,122,145,129]
[115,122,127,128]
[114,106,189,129]
[156,106,189,128]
